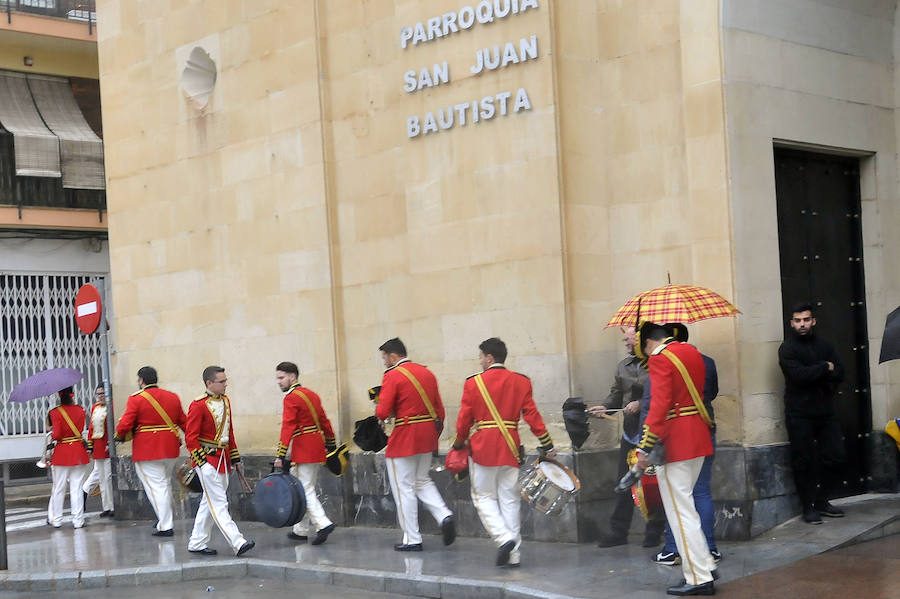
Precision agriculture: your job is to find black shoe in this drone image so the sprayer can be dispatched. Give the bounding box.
[653,550,681,566]
[152,529,174,537]
[814,501,845,518]
[597,535,628,548]
[441,515,457,546]
[99,510,114,518]
[496,540,515,566]
[287,532,308,542]
[188,547,217,556]
[236,540,255,556]
[803,507,823,524]
[666,581,715,596]
[394,543,423,552]
[311,523,335,546]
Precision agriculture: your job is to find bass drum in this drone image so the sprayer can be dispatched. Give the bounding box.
[253,471,307,528]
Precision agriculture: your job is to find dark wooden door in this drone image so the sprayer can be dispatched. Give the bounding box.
[774,147,871,496]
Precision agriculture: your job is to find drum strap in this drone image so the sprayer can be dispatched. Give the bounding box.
[659,349,712,427]
[474,374,519,462]
[139,391,182,440]
[291,389,323,435]
[395,366,438,422]
[57,406,83,440]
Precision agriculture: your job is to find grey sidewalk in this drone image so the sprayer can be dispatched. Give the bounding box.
[2,493,899,598]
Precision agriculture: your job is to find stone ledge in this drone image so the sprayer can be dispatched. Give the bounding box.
[0,559,586,598]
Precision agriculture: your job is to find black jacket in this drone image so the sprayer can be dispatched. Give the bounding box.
[778,331,844,417]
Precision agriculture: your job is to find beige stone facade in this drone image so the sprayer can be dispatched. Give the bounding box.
[96,0,899,462]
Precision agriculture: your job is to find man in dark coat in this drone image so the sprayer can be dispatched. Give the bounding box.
[778,302,847,524]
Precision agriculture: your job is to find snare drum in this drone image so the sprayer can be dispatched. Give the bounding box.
[626,449,662,520]
[520,457,581,516]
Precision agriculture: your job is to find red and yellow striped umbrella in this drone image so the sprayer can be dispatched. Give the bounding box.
[606,285,740,328]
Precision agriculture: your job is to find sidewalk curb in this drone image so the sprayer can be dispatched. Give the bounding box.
[829,514,900,551]
[0,558,580,598]
[5,494,51,508]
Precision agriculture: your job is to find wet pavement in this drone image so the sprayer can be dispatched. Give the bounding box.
[2,577,398,599]
[2,493,899,597]
[719,533,900,599]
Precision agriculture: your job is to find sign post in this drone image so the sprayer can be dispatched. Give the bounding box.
[74,281,117,513]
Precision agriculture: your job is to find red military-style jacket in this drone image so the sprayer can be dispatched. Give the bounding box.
[276,383,335,464]
[375,359,444,458]
[115,385,185,462]
[455,364,553,468]
[186,393,241,470]
[48,404,90,466]
[637,340,713,463]
[86,401,109,459]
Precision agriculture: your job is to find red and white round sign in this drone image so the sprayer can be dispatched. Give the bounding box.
[74,284,103,334]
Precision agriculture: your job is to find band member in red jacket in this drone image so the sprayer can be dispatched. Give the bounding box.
[375,338,455,552]
[273,361,336,545]
[185,366,254,557]
[635,323,716,596]
[114,366,186,537]
[453,338,554,568]
[47,386,91,528]
[82,384,114,517]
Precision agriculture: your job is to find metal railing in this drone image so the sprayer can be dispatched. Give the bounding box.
[0,131,107,217]
[2,1,96,34]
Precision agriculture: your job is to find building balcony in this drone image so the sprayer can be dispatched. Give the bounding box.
[1,0,97,41]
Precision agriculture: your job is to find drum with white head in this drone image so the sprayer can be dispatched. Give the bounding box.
[520,457,580,516]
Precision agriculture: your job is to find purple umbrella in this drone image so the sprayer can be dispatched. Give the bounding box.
[8,368,84,403]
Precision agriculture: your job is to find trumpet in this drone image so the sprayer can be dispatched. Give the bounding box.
[36,432,54,469]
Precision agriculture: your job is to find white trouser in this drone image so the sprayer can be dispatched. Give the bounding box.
[386,452,452,545]
[82,457,114,512]
[188,462,247,553]
[657,457,715,586]
[133,458,176,532]
[470,461,521,563]
[48,464,89,528]
[291,463,333,535]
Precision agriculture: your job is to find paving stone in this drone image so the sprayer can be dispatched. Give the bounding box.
[383,573,442,598]
[134,564,181,585]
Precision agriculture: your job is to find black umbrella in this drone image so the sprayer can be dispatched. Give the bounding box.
[879,306,900,364]
[562,397,590,449]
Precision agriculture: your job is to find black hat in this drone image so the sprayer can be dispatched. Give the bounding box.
[368,386,381,403]
[353,415,388,452]
[634,321,668,360]
[562,397,589,449]
[325,443,349,476]
[662,323,689,343]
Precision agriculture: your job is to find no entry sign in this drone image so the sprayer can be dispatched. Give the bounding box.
[75,284,102,334]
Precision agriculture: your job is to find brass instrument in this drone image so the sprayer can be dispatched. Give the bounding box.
[176,460,202,493]
[35,432,54,469]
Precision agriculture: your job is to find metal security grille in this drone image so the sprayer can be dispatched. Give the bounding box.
[0,273,104,436]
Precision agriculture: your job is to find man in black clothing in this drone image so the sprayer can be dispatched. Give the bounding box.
[588,326,665,547]
[778,303,847,524]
